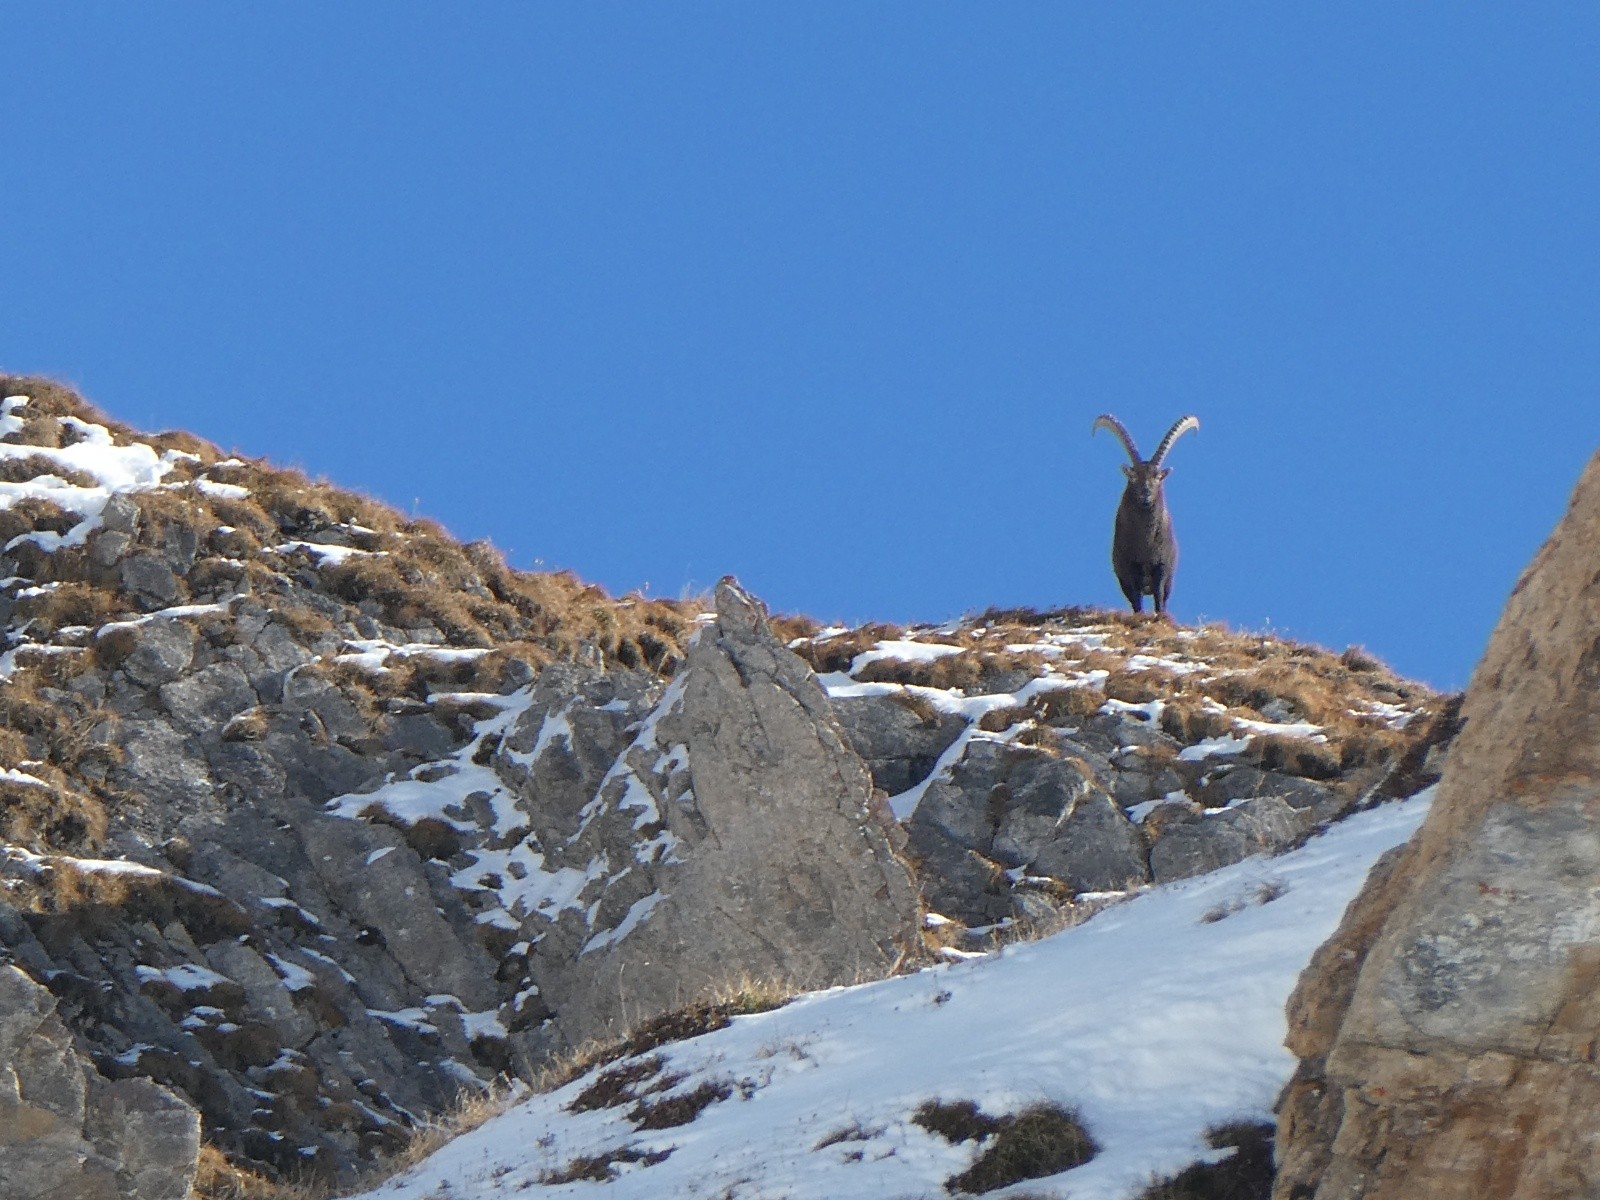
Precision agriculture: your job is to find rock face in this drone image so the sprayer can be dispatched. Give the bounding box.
[1275,448,1600,1200]
[530,579,920,1045]
[0,965,199,1200]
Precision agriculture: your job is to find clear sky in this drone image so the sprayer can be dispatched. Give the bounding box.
[3,5,1596,691]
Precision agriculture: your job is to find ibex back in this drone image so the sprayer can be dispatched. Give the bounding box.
[1092,414,1200,615]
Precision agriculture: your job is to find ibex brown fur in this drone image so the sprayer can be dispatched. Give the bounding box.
[1092,414,1200,615]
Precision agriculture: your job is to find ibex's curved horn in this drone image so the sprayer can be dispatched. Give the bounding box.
[1091,414,1142,464]
[1149,415,1199,467]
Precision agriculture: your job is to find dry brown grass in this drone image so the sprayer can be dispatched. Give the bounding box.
[1158,699,1236,745]
[0,668,118,834]
[1102,669,1166,705]
[0,375,145,446]
[5,378,702,682]
[191,1147,315,1200]
[0,776,106,854]
[855,647,1048,693]
[913,1098,1099,1195]
[789,622,905,675]
[131,487,224,543]
[13,582,120,635]
[0,453,99,487]
[0,496,81,544]
[538,1145,673,1185]
[567,1056,668,1114]
[536,975,799,1093]
[1135,1121,1275,1200]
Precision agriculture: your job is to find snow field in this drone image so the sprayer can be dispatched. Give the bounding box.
[350,791,1430,1200]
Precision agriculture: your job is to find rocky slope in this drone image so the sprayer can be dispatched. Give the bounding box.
[0,377,1453,1195]
[1273,446,1600,1200]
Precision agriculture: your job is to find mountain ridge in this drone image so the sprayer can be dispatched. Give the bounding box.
[0,376,1455,1199]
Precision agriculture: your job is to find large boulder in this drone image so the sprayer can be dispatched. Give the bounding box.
[0,965,199,1200]
[533,578,920,1046]
[906,738,1149,923]
[1275,448,1600,1200]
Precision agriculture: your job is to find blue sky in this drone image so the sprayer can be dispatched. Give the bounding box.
[2,5,1596,691]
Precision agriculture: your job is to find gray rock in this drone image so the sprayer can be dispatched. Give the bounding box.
[1198,764,1335,816]
[1028,790,1150,893]
[906,739,1150,919]
[253,621,314,674]
[89,528,133,569]
[297,814,500,1010]
[909,742,1009,854]
[382,712,459,760]
[1148,796,1310,883]
[86,1076,202,1200]
[114,720,214,808]
[832,692,967,796]
[490,665,659,853]
[118,619,196,688]
[991,752,1099,864]
[535,578,919,1047]
[100,493,141,535]
[205,940,317,1049]
[0,966,199,1200]
[159,662,257,735]
[283,671,366,744]
[119,554,181,610]
[907,826,1011,923]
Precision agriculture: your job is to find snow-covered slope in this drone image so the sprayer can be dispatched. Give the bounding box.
[352,791,1432,1200]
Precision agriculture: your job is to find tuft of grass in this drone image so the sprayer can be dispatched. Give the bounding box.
[1135,1121,1275,1200]
[0,495,81,545]
[788,622,906,675]
[0,453,99,487]
[566,1056,666,1113]
[539,1145,673,1185]
[814,1120,885,1150]
[1159,699,1236,745]
[1028,686,1105,722]
[0,375,145,446]
[943,1102,1099,1195]
[374,1082,521,1181]
[192,1145,321,1200]
[1338,644,1387,673]
[978,705,1029,733]
[0,772,107,855]
[1250,734,1340,781]
[854,647,1047,694]
[13,581,120,635]
[914,1099,1003,1143]
[539,976,798,1092]
[627,1079,734,1130]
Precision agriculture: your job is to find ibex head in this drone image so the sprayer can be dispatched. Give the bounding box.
[1092,414,1200,510]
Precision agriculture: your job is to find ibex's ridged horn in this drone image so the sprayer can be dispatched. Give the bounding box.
[1091,414,1142,464]
[1149,415,1199,467]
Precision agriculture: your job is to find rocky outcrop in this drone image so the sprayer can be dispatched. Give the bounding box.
[528,578,920,1046]
[1275,448,1600,1200]
[0,965,199,1200]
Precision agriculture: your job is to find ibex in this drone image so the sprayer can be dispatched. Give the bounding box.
[1092,413,1200,615]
